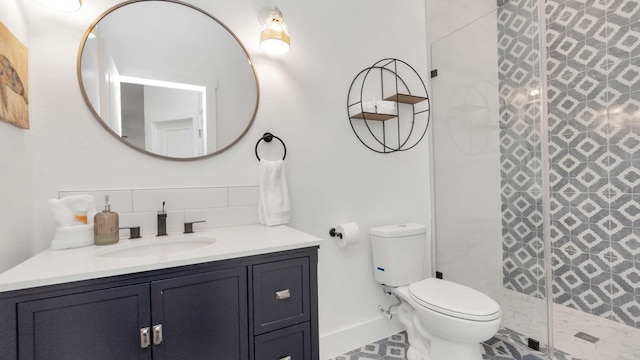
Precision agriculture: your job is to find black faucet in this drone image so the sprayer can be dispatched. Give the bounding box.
[184,220,206,234]
[157,201,167,236]
[120,226,141,239]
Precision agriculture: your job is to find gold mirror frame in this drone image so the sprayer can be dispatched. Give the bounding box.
[77,0,260,161]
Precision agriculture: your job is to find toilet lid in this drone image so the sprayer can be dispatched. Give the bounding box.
[408,278,501,321]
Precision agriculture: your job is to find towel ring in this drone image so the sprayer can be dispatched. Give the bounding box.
[255,132,287,161]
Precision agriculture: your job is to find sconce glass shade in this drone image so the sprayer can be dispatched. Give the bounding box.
[36,0,82,12]
[260,9,290,55]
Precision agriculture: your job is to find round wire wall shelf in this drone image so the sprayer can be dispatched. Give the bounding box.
[347,58,430,153]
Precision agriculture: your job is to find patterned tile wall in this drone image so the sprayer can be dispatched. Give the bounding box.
[545,0,640,328]
[498,0,547,299]
[499,0,640,329]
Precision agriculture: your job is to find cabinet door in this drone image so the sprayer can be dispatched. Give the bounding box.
[17,284,151,360]
[151,267,248,360]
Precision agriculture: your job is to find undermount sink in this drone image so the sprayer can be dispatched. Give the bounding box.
[96,236,216,258]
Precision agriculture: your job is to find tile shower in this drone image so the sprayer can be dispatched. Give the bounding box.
[500,0,640,329]
[432,0,640,359]
[544,0,640,328]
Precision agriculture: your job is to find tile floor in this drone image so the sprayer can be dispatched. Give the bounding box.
[499,289,640,360]
[330,290,640,360]
[329,329,581,360]
[330,332,409,360]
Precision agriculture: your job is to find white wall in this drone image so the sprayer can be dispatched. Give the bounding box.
[25,0,430,358]
[0,0,33,273]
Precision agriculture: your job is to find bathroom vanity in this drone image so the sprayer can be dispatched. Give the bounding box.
[0,225,321,360]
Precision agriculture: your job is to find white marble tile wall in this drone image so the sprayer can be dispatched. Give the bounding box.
[498,287,549,346]
[60,186,259,238]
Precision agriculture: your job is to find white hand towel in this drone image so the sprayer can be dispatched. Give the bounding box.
[47,195,97,249]
[50,224,94,250]
[258,159,290,226]
[48,195,96,226]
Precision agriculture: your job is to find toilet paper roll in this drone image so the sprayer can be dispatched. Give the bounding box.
[335,223,360,248]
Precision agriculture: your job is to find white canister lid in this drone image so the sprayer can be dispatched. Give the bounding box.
[370,223,426,237]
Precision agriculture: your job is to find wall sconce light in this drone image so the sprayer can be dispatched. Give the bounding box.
[260,8,290,55]
[35,0,82,12]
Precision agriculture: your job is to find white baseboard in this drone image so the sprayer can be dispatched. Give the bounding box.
[319,316,405,360]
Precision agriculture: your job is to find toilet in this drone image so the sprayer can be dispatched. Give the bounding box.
[370,223,501,360]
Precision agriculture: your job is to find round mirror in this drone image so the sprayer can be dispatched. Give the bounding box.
[77,0,259,160]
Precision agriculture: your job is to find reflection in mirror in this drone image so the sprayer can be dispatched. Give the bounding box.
[120,77,209,158]
[78,0,259,160]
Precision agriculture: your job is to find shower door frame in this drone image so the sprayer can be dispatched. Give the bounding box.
[427,0,555,356]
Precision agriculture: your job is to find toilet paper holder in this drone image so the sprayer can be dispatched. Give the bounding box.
[330,223,360,247]
[329,228,343,239]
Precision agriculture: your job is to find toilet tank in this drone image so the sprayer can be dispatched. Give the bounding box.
[370,223,427,286]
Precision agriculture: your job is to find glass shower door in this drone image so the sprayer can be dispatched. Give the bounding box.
[430,4,550,355]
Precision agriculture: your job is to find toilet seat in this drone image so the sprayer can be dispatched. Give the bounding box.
[408,278,501,322]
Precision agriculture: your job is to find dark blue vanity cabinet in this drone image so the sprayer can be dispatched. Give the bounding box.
[18,284,152,360]
[0,246,319,360]
[253,258,313,360]
[151,267,249,360]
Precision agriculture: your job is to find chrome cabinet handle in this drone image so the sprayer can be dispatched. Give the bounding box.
[278,357,292,360]
[153,324,163,345]
[140,327,151,349]
[275,289,291,300]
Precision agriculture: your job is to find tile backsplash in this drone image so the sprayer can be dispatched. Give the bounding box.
[60,186,259,238]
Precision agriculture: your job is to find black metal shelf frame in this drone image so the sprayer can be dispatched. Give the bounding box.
[347,58,431,153]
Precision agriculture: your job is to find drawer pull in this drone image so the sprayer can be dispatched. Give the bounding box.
[279,356,292,360]
[275,289,291,300]
[153,324,163,345]
[140,327,151,349]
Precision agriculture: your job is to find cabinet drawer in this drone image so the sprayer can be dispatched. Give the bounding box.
[253,257,310,334]
[254,322,311,360]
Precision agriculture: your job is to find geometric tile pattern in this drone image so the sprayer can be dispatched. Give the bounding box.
[487,328,581,360]
[499,0,640,330]
[328,332,408,360]
[498,0,548,300]
[328,331,581,360]
[544,0,640,329]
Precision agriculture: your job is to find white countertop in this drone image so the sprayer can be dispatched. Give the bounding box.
[0,224,321,293]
